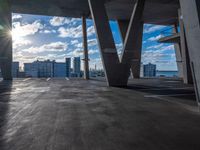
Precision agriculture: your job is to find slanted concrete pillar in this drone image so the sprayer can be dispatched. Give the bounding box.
[117,20,129,44]
[88,0,126,86]
[82,16,89,80]
[179,0,200,103]
[0,0,12,80]
[117,20,143,79]
[172,24,183,78]
[120,0,145,78]
[88,0,145,86]
[178,9,193,84]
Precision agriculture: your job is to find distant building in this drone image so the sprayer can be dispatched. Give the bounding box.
[24,63,38,77]
[143,63,156,77]
[18,71,26,78]
[66,58,71,77]
[73,57,81,77]
[54,62,66,77]
[24,60,54,77]
[12,62,19,78]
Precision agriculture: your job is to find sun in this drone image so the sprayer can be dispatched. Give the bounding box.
[11,28,23,41]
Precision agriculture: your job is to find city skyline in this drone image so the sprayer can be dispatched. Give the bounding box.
[12,13,178,71]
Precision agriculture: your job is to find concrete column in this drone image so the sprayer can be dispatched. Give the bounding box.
[120,0,145,79]
[88,0,145,86]
[82,16,89,80]
[178,9,193,84]
[88,0,127,86]
[172,24,183,78]
[131,22,143,79]
[117,20,129,44]
[179,0,200,103]
[117,20,144,79]
[0,0,12,80]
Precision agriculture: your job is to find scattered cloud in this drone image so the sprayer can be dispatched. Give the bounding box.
[22,42,68,54]
[147,43,164,49]
[87,25,95,37]
[49,17,71,26]
[88,39,97,47]
[40,29,56,34]
[12,20,44,37]
[58,25,82,38]
[12,14,22,21]
[148,35,163,41]
[144,24,166,33]
[71,39,79,45]
[13,39,32,49]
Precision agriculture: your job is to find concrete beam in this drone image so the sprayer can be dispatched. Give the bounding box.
[178,9,193,84]
[120,0,145,79]
[88,0,128,86]
[82,16,89,80]
[117,20,129,44]
[179,0,200,103]
[172,24,183,78]
[88,0,145,86]
[117,20,143,79]
[0,0,12,80]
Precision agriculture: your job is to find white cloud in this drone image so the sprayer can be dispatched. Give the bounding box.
[67,48,83,57]
[88,39,97,47]
[12,14,22,21]
[88,49,98,55]
[12,20,44,37]
[58,25,82,38]
[13,39,32,49]
[40,29,56,34]
[71,39,79,45]
[144,25,166,33]
[148,35,163,41]
[147,43,164,49]
[22,42,68,54]
[160,45,174,51]
[87,26,95,37]
[50,17,71,26]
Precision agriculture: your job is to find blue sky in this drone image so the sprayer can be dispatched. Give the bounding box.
[12,13,177,71]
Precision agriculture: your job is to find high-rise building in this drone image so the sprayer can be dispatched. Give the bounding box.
[143,63,156,77]
[73,57,81,77]
[66,58,71,77]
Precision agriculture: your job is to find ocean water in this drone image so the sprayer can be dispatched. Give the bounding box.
[156,71,178,77]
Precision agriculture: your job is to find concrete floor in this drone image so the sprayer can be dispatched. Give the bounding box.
[0,78,200,150]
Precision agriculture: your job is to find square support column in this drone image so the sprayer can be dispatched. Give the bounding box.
[179,0,200,103]
[0,0,12,80]
[82,16,89,80]
[178,10,193,84]
[172,24,184,78]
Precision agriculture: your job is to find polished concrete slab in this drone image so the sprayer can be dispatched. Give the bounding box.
[0,78,200,150]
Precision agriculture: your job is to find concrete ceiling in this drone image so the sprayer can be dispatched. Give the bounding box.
[11,0,180,25]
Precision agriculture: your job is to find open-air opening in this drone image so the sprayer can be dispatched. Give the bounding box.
[1,14,180,81]
[109,21,179,80]
[1,1,200,149]
[10,13,104,79]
